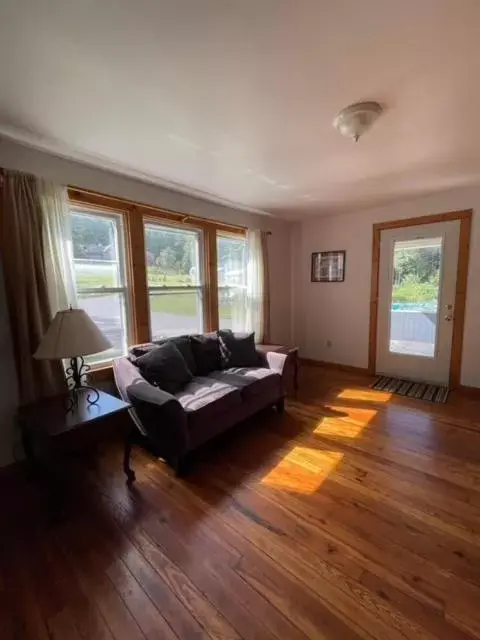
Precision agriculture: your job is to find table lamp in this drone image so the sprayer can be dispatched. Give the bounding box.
[34,307,112,407]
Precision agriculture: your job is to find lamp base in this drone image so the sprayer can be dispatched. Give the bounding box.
[65,356,100,412]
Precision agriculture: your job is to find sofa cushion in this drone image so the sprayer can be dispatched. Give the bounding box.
[217,330,261,368]
[208,367,281,401]
[175,376,242,428]
[189,333,222,375]
[136,342,193,395]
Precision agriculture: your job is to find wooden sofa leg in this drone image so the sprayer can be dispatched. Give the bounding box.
[171,455,189,477]
[123,428,137,488]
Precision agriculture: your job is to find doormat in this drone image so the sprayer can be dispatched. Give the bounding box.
[371,376,450,404]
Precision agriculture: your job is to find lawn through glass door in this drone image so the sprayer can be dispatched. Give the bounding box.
[389,237,443,358]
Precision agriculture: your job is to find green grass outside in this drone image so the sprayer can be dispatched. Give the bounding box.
[392,281,438,303]
[77,267,233,318]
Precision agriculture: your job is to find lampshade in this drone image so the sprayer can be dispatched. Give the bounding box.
[34,308,113,360]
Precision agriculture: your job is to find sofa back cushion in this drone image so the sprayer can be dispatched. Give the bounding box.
[136,342,193,394]
[217,330,261,368]
[190,332,222,375]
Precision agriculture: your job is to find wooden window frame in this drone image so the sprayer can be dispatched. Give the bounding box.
[369,209,472,388]
[67,187,246,360]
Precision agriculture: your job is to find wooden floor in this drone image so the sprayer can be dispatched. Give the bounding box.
[2,366,480,639]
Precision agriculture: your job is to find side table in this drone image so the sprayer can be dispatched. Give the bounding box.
[18,389,130,517]
[257,344,299,395]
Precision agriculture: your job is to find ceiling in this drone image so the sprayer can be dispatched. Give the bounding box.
[1,0,480,220]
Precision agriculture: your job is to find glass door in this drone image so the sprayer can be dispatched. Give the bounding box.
[376,220,460,385]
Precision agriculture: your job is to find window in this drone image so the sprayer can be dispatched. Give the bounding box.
[217,232,247,331]
[70,208,130,364]
[144,221,204,339]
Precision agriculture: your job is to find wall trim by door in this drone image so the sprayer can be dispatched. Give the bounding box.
[368,209,472,388]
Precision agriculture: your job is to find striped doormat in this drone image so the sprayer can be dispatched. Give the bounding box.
[371,376,450,404]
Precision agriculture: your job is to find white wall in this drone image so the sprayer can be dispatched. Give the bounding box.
[0,137,293,466]
[293,188,480,388]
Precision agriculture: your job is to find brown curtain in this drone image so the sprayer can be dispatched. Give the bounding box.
[0,170,65,405]
[261,230,271,344]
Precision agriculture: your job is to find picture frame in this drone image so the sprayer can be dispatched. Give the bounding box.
[311,250,346,282]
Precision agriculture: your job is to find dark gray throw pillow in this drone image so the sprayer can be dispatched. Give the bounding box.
[136,342,193,394]
[190,332,222,375]
[217,330,261,368]
[153,334,197,375]
[128,342,158,364]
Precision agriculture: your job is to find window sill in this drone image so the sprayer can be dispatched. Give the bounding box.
[89,362,114,382]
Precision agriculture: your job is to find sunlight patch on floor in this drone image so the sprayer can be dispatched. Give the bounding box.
[260,447,344,494]
[337,388,392,403]
[314,405,377,438]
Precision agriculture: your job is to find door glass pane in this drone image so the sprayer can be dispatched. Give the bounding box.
[149,291,203,339]
[389,237,442,358]
[217,233,247,330]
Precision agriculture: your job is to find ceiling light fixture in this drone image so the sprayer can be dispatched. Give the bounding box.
[333,101,383,142]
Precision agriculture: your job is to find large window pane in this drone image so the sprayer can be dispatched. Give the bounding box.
[71,213,123,289]
[389,237,442,358]
[70,208,130,364]
[149,291,203,339]
[78,292,128,363]
[144,222,204,338]
[145,224,201,287]
[217,233,247,330]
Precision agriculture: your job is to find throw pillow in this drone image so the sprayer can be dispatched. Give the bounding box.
[190,333,222,375]
[217,330,261,368]
[154,334,197,375]
[128,342,158,364]
[136,342,193,394]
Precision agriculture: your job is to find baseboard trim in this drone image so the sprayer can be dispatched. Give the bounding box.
[458,384,480,397]
[299,358,370,376]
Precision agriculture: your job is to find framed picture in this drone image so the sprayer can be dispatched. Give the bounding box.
[311,250,346,282]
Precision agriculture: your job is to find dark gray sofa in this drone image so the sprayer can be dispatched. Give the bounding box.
[114,335,287,484]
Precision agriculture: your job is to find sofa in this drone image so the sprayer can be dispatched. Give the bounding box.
[113,331,287,484]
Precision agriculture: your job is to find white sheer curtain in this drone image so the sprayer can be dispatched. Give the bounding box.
[246,229,264,341]
[38,180,77,316]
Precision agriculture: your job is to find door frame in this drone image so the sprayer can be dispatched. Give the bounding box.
[368,209,472,387]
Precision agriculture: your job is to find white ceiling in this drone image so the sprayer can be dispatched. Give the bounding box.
[1,0,480,219]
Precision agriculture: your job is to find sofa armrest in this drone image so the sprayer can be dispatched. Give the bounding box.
[113,357,189,458]
[266,351,288,375]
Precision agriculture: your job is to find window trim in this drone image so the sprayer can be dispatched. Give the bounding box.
[67,187,248,359]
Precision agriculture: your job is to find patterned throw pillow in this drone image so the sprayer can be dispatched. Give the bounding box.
[217,330,260,368]
[189,333,222,375]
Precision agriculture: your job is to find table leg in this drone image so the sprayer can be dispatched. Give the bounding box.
[123,427,137,487]
[293,352,299,395]
[20,417,38,479]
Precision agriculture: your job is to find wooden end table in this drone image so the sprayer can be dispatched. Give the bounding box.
[18,389,130,518]
[257,344,299,394]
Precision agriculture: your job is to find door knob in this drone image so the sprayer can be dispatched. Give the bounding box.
[444,315,453,322]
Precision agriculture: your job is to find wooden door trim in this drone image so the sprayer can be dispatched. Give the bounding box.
[368,209,472,388]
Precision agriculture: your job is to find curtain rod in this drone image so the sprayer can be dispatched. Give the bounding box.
[68,186,272,235]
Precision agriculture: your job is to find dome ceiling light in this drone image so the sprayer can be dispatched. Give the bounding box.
[333,101,383,142]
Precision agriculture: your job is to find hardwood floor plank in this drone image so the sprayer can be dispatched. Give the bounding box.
[3,366,480,639]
